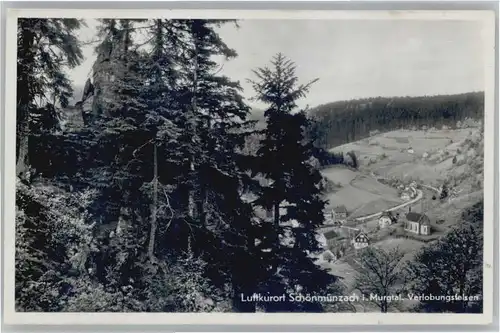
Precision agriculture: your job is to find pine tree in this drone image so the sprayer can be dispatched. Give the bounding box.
[16,18,84,177]
[248,53,335,311]
[64,19,183,292]
[86,19,261,311]
[173,19,264,312]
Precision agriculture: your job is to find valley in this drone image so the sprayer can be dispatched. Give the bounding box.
[315,122,484,311]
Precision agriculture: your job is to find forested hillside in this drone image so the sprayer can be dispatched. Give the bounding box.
[307,92,484,148]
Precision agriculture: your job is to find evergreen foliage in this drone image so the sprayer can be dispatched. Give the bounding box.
[248,53,336,311]
[16,18,84,176]
[404,215,483,313]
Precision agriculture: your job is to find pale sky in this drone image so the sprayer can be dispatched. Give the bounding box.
[70,19,486,109]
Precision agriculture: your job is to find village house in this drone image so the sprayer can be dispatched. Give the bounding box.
[400,191,411,201]
[352,231,369,250]
[400,185,417,201]
[323,212,335,225]
[322,249,338,263]
[315,232,328,249]
[330,205,348,225]
[404,211,432,235]
[323,230,338,247]
[378,211,397,228]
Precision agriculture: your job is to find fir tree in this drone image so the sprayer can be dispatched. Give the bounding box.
[174,19,263,312]
[87,19,261,311]
[56,19,183,293]
[248,53,335,311]
[16,18,84,177]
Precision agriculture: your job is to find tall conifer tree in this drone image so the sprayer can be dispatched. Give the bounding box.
[16,18,84,177]
[249,53,335,311]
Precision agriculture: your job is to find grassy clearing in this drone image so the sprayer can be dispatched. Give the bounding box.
[321,166,402,215]
[320,166,358,186]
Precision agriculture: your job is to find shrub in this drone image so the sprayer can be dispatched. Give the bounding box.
[16,180,99,311]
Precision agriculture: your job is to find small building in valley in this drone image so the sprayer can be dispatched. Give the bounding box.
[330,205,348,225]
[404,212,431,235]
[323,230,338,247]
[378,211,397,228]
[322,249,338,263]
[316,232,328,249]
[352,231,370,250]
[401,191,411,201]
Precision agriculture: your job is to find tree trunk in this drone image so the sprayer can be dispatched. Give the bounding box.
[197,185,207,227]
[274,203,280,227]
[381,301,388,313]
[16,21,36,178]
[187,41,199,221]
[16,117,29,177]
[148,143,158,262]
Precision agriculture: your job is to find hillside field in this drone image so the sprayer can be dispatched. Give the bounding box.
[321,166,402,216]
[330,126,482,189]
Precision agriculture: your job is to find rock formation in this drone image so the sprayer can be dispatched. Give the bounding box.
[61,29,126,131]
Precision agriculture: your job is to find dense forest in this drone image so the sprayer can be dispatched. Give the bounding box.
[306,92,484,148]
[15,18,340,313]
[14,18,483,314]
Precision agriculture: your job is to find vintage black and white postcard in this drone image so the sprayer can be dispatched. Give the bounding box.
[2,8,496,326]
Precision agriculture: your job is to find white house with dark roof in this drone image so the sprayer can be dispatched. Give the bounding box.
[378,211,397,229]
[404,212,431,235]
[352,231,369,250]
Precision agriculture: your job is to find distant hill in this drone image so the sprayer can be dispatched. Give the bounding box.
[306,92,484,149]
